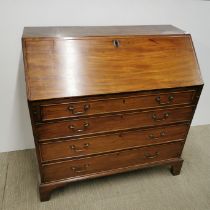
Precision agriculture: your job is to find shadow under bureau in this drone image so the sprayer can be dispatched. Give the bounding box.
[22,25,203,201]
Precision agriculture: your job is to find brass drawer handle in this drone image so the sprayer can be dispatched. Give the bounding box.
[69,122,89,133]
[68,104,90,115]
[71,164,89,173]
[155,95,174,105]
[149,131,166,140]
[144,152,159,159]
[152,112,169,122]
[70,143,90,152]
[113,39,120,48]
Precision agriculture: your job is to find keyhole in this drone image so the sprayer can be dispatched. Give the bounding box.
[113,40,120,48]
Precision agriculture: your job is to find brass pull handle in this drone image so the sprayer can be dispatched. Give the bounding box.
[113,40,120,48]
[68,104,90,115]
[149,131,166,140]
[152,112,169,122]
[155,95,174,105]
[71,164,89,173]
[69,122,89,133]
[144,152,159,159]
[70,143,90,152]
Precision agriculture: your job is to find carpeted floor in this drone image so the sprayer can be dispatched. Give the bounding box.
[0,125,210,210]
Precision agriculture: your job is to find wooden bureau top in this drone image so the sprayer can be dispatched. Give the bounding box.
[22,25,203,101]
[23,25,185,38]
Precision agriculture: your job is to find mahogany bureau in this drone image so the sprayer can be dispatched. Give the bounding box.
[22,25,203,201]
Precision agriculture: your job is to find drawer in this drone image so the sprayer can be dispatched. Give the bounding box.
[40,90,196,121]
[39,124,189,162]
[42,141,184,182]
[36,106,194,141]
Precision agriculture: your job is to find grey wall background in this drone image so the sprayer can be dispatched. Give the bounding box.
[0,0,210,152]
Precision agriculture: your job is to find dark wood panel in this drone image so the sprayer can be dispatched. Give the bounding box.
[36,106,194,141]
[42,141,184,182]
[40,90,196,121]
[39,124,189,162]
[23,34,203,101]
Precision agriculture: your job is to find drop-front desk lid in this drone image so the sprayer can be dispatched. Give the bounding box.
[22,25,203,101]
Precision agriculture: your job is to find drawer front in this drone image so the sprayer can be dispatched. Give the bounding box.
[42,141,184,182]
[40,124,189,162]
[40,90,196,121]
[36,106,194,141]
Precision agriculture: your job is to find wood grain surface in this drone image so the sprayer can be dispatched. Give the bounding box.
[22,26,203,101]
[39,124,189,162]
[40,90,196,121]
[36,106,194,141]
[42,141,184,182]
